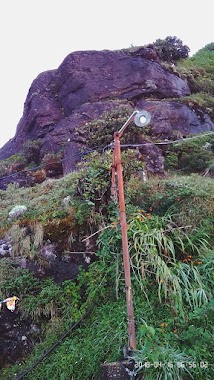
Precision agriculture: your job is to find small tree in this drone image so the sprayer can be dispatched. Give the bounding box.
[152,36,190,62]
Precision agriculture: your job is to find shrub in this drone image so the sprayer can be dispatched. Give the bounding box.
[23,139,42,165]
[151,36,190,62]
[0,154,26,177]
[176,45,214,95]
[41,153,63,177]
[164,133,214,174]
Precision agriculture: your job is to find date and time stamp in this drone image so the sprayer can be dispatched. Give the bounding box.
[134,360,210,370]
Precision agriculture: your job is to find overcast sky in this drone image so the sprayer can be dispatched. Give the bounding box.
[0,0,213,149]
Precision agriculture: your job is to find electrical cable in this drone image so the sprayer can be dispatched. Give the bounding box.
[119,131,214,148]
[0,144,107,182]
[1,130,213,377]
[88,132,214,152]
[0,132,213,182]
[15,308,93,380]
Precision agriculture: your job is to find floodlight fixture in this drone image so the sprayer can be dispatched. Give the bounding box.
[134,110,151,127]
[117,109,151,137]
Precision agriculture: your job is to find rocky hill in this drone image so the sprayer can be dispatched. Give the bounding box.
[0,40,214,380]
[0,44,213,189]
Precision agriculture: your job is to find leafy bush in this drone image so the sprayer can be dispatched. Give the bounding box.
[150,36,190,62]
[164,134,214,174]
[79,106,152,149]
[0,154,26,177]
[23,139,42,165]
[202,42,214,52]
[176,44,214,94]
[131,320,193,380]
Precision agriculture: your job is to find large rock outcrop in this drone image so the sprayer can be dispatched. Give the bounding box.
[0,47,213,185]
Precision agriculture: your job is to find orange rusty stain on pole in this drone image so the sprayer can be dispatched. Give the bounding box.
[113,131,136,350]
[110,109,152,352]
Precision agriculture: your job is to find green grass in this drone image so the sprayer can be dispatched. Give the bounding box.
[0,152,213,380]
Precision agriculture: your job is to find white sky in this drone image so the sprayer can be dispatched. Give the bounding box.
[0,0,213,149]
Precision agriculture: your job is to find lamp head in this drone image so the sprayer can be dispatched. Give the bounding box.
[134,110,151,127]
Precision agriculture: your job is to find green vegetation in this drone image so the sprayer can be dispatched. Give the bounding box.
[0,153,27,177]
[0,149,213,379]
[176,43,214,99]
[0,40,214,379]
[149,36,190,62]
[164,132,214,174]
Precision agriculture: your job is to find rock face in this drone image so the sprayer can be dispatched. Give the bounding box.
[0,47,213,184]
[0,308,37,368]
[0,240,92,368]
[0,46,213,369]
